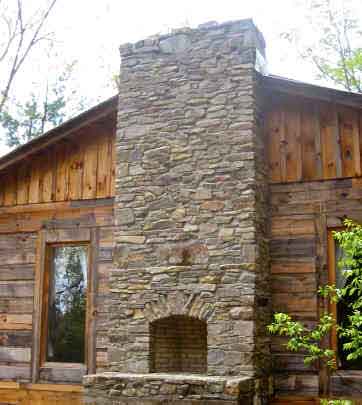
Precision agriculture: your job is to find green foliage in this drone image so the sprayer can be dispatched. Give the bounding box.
[320,400,353,405]
[268,312,336,368]
[0,61,85,148]
[318,284,341,303]
[0,92,65,147]
[283,0,362,92]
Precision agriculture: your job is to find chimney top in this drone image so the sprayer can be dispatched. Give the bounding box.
[119,18,266,60]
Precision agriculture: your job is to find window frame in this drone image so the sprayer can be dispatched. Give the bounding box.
[40,241,90,367]
[32,228,98,383]
[327,227,362,371]
[327,228,339,359]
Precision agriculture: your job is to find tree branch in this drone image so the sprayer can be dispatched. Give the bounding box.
[0,0,58,114]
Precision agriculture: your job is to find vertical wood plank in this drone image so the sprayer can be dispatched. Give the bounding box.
[284,103,302,182]
[68,139,84,201]
[17,163,30,205]
[96,131,110,198]
[358,112,362,177]
[295,105,303,181]
[353,110,361,177]
[110,126,116,196]
[320,102,338,179]
[108,113,117,197]
[333,106,342,178]
[339,107,359,178]
[51,147,58,202]
[82,132,98,200]
[313,103,323,179]
[106,132,114,197]
[280,110,287,182]
[28,158,41,204]
[64,141,72,201]
[3,172,17,206]
[108,131,116,197]
[267,107,282,182]
[39,150,54,203]
[301,102,316,181]
[55,142,68,202]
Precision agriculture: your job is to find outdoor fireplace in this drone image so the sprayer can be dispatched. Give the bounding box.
[150,315,207,374]
[84,18,270,405]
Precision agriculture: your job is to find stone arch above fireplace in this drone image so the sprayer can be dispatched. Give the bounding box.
[150,315,207,374]
[143,292,215,323]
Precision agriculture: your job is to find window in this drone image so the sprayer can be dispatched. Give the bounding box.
[44,245,88,363]
[328,230,362,370]
[32,227,98,383]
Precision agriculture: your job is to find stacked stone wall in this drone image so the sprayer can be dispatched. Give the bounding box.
[110,18,268,378]
[85,18,270,405]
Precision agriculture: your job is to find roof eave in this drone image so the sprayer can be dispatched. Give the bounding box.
[263,75,362,109]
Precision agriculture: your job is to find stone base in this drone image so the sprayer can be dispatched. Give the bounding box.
[84,373,255,404]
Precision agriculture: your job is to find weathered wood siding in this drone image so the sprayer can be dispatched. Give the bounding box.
[267,94,362,183]
[0,201,114,385]
[0,233,36,381]
[0,115,116,207]
[0,382,83,405]
[267,92,362,398]
[270,177,362,397]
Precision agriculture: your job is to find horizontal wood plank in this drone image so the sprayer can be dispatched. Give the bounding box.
[0,314,32,330]
[0,331,32,347]
[0,347,31,363]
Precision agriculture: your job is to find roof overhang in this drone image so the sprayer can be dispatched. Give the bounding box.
[263,75,362,109]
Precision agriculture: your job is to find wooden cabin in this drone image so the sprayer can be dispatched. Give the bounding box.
[0,96,117,404]
[1,20,362,405]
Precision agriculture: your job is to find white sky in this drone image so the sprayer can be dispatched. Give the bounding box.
[0,0,361,156]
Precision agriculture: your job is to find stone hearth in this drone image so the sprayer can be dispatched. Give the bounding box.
[84,373,254,404]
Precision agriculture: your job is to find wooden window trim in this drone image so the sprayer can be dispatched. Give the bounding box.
[327,228,339,357]
[31,228,98,383]
[327,227,362,381]
[40,241,89,367]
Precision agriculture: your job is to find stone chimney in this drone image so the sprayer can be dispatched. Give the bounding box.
[85,19,270,404]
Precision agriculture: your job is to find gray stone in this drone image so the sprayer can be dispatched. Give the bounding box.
[159,34,191,54]
[118,235,146,244]
[124,125,150,139]
[87,17,270,405]
[234,320,255,337]
[117,208,134,225]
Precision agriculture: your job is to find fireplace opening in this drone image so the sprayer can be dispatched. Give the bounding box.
[150,315,207,374]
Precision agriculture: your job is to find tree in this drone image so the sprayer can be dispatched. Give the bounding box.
[0,61,86,147]
[282,0,362,92]
[268,219,362,402]
[0,0,58,114]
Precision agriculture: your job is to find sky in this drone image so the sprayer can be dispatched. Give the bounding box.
[0,0,360,156]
